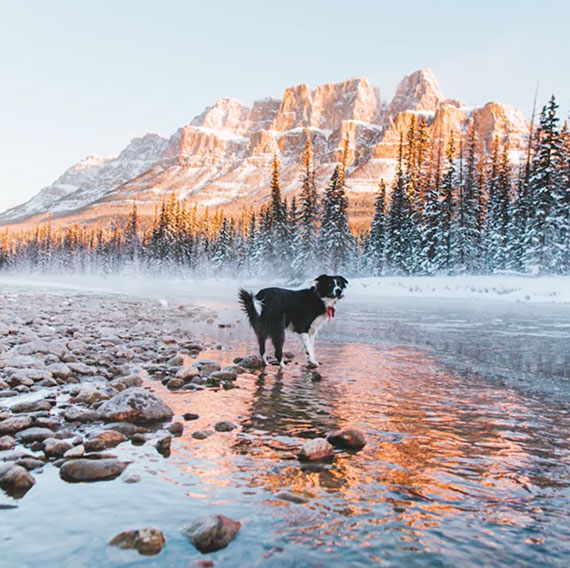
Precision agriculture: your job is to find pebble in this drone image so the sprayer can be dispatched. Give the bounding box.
[297,438,335,462]
[213,421,237,432]
[43,438,73,458]
[63,406,101,423]
[109,527,165,556]
[327,428,367,450]
[182,515,241,553]
[192,430,215,440]
[0,463,36,498]
[168,422,184,436]
[155,436,172,457]
[0,435,16,451]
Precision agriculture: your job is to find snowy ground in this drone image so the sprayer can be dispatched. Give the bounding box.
[1,272,570,305]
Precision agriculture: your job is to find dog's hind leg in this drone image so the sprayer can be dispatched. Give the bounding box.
[271,327,286,368]
[257,334,268,366]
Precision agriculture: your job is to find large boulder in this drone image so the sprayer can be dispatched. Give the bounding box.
[97,388,173,424]
[59,459,128,482]
[182,515,241,553]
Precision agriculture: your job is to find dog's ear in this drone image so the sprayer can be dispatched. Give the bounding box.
[336,276,349,288]
[314,274,327,288]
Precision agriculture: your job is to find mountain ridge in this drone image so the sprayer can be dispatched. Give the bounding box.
[0,69,529,229]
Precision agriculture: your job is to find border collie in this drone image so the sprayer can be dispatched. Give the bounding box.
[238,274,348,368]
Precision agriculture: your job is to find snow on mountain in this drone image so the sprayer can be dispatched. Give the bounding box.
[0,154,111,224]
[0,69,530,227]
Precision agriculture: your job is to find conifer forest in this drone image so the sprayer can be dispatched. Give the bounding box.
[1,96,569,279]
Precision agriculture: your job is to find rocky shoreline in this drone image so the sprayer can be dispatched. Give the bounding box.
[0,288,365,560]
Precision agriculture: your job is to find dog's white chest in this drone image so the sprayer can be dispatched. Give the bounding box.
[309,313,327,336]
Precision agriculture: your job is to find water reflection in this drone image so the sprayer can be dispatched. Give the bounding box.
[158,334,570,566]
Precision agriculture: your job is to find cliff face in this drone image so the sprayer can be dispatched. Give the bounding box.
[1,68,529,228]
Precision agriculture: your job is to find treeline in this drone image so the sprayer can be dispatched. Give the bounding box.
[1,95,569,278]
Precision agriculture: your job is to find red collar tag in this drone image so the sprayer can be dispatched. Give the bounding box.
[326,306,335,321]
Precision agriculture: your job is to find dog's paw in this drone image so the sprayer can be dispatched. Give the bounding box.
[307,361,319,369]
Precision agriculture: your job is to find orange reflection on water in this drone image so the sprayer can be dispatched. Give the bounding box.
[148,339,570,556]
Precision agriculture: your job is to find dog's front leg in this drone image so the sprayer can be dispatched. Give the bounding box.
[301,333,318,368]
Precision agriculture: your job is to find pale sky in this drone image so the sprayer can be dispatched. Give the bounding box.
[1,0,568,214]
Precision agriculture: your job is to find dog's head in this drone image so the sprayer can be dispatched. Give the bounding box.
[314,274,348,300]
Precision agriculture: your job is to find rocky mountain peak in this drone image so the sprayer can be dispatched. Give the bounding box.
[388,67,443,118]
[190,98,250,134]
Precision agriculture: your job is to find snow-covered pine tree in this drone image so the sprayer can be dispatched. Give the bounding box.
[212,217,233,273]
[455,121,484,272]
[386,135,415,274]
[556,121,570,272]
[267,154,290,273]
[522,96,563,273]
[485,139,512,271]
[252,204,273,275]
[292,135,319,277]
[438,133,457,272]
[363,179,386,275]
[319,165,354,273]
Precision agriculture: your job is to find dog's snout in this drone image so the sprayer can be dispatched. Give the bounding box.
[335,287,342,297]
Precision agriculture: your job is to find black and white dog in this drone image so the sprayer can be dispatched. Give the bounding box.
[238,274,348,368]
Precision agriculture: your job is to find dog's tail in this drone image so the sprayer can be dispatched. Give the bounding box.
[238,288,259,330]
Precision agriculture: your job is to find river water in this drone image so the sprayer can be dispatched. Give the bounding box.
[2,281,570,567]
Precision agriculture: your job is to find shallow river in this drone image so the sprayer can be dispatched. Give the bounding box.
[2,281,570,567]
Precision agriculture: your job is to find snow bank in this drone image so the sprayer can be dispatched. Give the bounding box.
[349,275,570,305]
[1,273,569,305]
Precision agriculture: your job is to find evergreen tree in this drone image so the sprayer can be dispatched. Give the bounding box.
[523,96,563,272]
[386,135,415,274]
[485,139,512,271]
[363,180,386,275]
[319,165,354,272]
[292,135,319,277]
[438,133,457,272]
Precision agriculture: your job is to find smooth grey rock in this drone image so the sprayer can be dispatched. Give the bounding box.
[192,360,220,376]
[15,427,55,443]
[63,444,85,458]
[213,421,237,432]
[0,463,35,498]
[326,428,367,450]
[98,388,173,424]
[110,375,143,392]
[59,458,128,482]
[10,399,52,413]
[43,438,73,458]
[175,366,200,380]
[181,514,240,553]
[297,438,335,462]
[63,406,101,423]
[191,429,214,440]
[0,416,33,435]
[46,363,72,379]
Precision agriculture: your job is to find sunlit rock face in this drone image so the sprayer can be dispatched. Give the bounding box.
[1,69,529,228]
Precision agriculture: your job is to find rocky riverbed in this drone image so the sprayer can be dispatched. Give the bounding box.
[0,287,366,564]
